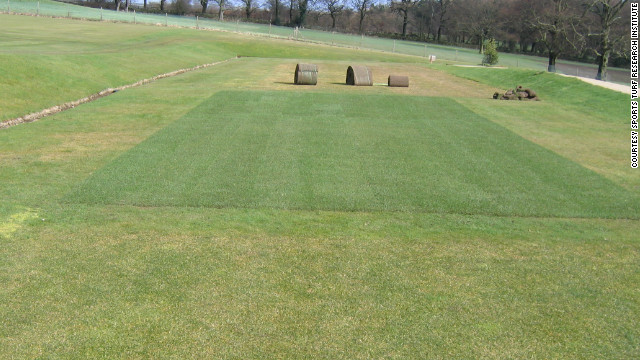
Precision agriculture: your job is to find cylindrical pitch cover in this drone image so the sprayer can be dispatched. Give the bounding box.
[294,63,318,85]
[346,65,373,86]
[388,75,409,87]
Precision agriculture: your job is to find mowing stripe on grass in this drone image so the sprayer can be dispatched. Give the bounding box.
[68,91,639,219]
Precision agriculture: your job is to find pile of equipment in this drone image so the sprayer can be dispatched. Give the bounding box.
[493,86,539,101]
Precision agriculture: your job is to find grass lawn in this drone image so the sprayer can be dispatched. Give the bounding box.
[1,14,638,359]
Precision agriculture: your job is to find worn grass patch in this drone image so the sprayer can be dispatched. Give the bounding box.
[68,90,638,218]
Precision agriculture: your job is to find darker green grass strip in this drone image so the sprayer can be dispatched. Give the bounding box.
[68,90,639,218]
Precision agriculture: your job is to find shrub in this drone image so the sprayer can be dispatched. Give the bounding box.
[482,39,499,66]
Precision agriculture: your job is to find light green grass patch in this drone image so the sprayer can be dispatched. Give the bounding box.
[2,205,638,359]
[69,90,638,218]
[0,208,38,238]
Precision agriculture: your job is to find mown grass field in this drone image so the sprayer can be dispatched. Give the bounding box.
[1,12,638,359]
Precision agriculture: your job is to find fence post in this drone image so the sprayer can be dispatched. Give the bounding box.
[424,44,427,57]
[8,0,10,13]
[269,23,271,37]
[196,15,198,29]
[393,40,396,53]
[134,10,136,24]
[100,7,103,21]
[67,4,70,18]
[37,1,40,16]
[165,13,168,26]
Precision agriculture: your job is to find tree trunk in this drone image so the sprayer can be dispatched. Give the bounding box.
[596,29,611,81]
[402,10,408,37]
[289,0,294,24]
[273,0,280,25]
[596,52,610,81]
[144,0,147,9]
[548,50,558,72]
[202,1,208,13]
[437,25,442,43]
[331,13,336,29]
[219,7,224,20]
[297,0,307,27]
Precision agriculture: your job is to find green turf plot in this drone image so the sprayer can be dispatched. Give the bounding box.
[69,91,638,218]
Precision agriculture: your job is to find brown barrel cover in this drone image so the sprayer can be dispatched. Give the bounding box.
[294,63,318,85]
[346,65,373,86]
[388,75,409,87]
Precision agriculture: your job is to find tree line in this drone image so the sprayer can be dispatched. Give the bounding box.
[95,0,630,80]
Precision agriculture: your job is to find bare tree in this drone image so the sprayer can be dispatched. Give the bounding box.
[240,0,258,18]
[415,0,436,40]
[296,0,311,26]
[322,0,344,29]
[529,0,584,72]
[352,0,373,34]
[391,0,418,37]
[584,0,629,80]
[464,0,500,54]
[270,0,282,24]
[212,0,229,20]
[289,0,296,24]
[200,0,210,13]
[434,0,453,43]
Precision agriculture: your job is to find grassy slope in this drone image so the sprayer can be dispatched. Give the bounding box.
[0,15,638,359]
[441,66,638,191]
